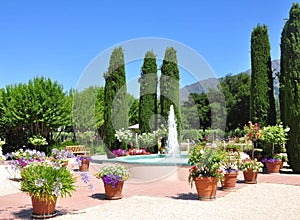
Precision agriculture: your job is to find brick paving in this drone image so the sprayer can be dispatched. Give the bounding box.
[1,162,300,220]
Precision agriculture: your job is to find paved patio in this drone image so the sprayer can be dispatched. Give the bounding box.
[1,158,300,220]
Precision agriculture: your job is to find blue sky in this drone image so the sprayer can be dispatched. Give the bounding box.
[0,0,296,91]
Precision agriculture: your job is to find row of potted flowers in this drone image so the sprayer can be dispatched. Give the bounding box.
[187,144,281,200]
[4,148,129,218]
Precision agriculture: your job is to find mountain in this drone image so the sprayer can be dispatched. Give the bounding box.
[180,59,280,103]
[180,78,219,103]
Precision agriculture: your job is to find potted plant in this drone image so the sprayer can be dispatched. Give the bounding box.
[243,121,263,160]
[20,160,76,217]
[261,123,290,173]
[188,145,226,200]
[6,149,46,170]
[50,148,74,167]
[237,158,263,184]
[94,164,130,200]
[76,155,92,172]
[221,149,240,191]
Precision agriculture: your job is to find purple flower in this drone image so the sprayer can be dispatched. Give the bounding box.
[102,174,122,188]
[262,158,280,163]
[81,172,90,184]
[112,149,128,157]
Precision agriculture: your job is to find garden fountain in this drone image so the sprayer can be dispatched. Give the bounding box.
[166,105,180,158]
[98,106,187,183]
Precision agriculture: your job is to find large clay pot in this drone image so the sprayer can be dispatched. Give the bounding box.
[266,161,282,173]
[194,177,218,201]
[222,171,238,191]
[79,159,90,172]
[103,180,124,200]
[243,169,258,184]
[31,194,57,218]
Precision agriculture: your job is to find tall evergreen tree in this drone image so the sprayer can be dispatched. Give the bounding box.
[139,50,158,147]
[279,3,300,172]
[250,24,276,127]
[103,47,128,151]
[160,47,181,144]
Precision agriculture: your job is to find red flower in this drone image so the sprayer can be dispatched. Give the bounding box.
[189,166,197,172]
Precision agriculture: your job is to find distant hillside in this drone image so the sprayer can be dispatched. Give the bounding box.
[180,59,280,103]
[180,78,219,103]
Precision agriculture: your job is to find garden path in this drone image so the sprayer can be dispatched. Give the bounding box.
[0,158,300,219]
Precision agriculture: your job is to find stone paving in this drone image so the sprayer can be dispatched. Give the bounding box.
[1,158,300,220]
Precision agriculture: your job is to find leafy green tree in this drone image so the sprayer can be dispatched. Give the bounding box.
[73,86,99,131]
[103,47,128,150]
[279,3,300,172]
[0,77,70,148]
[220,73,251,130]
[160,47,181,144]
[250,24,276,126]
[139,50,158,133]
[207,86,226,133]
[187,93,211,130]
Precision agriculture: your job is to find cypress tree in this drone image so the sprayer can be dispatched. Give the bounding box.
[103,47,128,151]
[279,3,300,172]
[250,24,276,126]
[139,50,158,152]
[160,47,181,145]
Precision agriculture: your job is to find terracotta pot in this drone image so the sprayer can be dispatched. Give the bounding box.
[222,171,238,191]
[31,194,57,217]
[243,169,258,184]
[194,177,218,201]
[79,159,90,172]
[266,161,282,173]
[103,180,124,200]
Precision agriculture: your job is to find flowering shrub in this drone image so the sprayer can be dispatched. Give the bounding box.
[94,164,129,188]
[237,158,263,172]
[115,128,134,144]
[20,160,76,202]
[261,124,289,145]
[28,135,48,147]
[112,148,149,157]
[112,149,129,157]
[138,132,157,148]
[6,149,46,169]
[138,125,168,149]
[244,121,263,142]
[243,121,263,159]
[128,148,148,155]
[188,146,226,187]
[261,123,290,157]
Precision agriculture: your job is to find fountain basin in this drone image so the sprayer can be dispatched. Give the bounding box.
[103,154,190,183]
